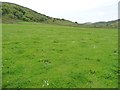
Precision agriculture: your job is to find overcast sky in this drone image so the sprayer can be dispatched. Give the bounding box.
[1,0,119,23]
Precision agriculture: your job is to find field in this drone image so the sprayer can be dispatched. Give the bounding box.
[2,23,118,88]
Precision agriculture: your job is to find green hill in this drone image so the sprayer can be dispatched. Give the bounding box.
[1,2,79,26]
[91,20,118,28]
[1,2,118,28]
[81,20,118,28]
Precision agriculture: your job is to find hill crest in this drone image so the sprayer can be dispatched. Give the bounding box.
[1,2,118,28]
[1,2,79,26]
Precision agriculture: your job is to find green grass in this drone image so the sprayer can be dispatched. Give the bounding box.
[2,23,118,88]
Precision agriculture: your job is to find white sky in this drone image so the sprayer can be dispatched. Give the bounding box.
[1,0,119,23]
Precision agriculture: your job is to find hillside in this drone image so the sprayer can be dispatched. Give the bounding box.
[1,2,79,26]
[1,2,118,28]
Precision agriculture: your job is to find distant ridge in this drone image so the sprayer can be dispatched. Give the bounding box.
[82,20,118,28]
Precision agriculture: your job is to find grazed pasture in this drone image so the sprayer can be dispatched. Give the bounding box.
[2,23,118,88]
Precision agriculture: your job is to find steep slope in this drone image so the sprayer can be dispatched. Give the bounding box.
[2,2,49,23]
[1,2,79,26]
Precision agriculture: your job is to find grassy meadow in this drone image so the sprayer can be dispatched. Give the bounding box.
[2,23,118,88]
